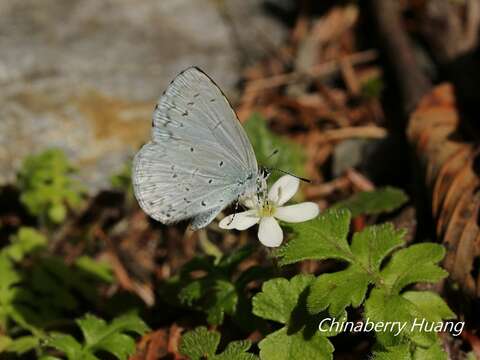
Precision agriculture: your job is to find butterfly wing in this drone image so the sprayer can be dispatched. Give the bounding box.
[133,67,258,228]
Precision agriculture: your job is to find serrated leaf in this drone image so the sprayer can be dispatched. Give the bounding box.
[205,280,237,325]
[380,244,447,294]
[0,254,22,331]
[350,223,406,270]
[402,291,455,321]
[258,327,334,360]
[365,289,454,348]
[95,333,135,359]
[244,113,306,184]
[252,275,314,324]
[413,341,447,360]
[308,224,405,316]
[77,313,148,347]
[5,227,47,262]
[252,275,333,360]
[333,187,408,217]
[179,327,257,360]
[275,209,352,265]
[372,339,447,360]
[74,256,114,283]
[173,248,269,326]
[372,344,412,360]
[17,149,85,224]
[214,340,258,360]
[308,267,370,317]
[3,335,39,355]
[46,334,83,359]
[179,327,220,359]
[46,313,149,360]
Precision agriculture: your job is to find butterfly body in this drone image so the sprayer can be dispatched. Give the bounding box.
[133,67,260,229]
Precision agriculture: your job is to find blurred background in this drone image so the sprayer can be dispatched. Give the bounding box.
[2,0,480,358]
[0,0,291,191]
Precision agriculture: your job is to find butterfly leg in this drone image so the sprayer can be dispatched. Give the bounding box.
[190,206,223,230]
[226,197,242,226]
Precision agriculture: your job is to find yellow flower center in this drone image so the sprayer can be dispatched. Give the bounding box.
[258,201,276,217]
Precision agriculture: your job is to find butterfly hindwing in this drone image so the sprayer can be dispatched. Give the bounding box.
[133,67,258,227]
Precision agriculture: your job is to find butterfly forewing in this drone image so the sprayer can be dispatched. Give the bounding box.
[133,67,258,227]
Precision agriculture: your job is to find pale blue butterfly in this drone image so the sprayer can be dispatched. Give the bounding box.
[133,67,264,229]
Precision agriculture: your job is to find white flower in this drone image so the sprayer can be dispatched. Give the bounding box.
[219,175,320,247]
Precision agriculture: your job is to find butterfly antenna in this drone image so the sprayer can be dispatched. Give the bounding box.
[271,168,311,183]
[262,149,310,183]
[266,149,279,160]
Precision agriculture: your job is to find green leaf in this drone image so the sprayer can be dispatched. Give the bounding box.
[307,223,405,317]
[252,275,314,324]
[244,113,306,184]
[258,327,334,360]
[17,149,85,224]
[46,334,83,359]
[215,340,258,360]
[170,247,270,326]
[179,327,220,359]
[74,256,114,283]
[333,187,408,217]
[372,340,448,360]
[0,253,22,331]
[350,223,406,271]
[3,335,39,355]
[252,275,334,360]
[275,209,352,265]
[413,341,448,360]
[77,313,148,346]
[205,280,237,325]
[308,266,370,317]
[365,289,454,348]
[179,327,257,360]
[372,344,412,360]
[0,335,12,352]
[380,244,448,294]
[47,313,149,360]
[402,291,455,321]
[5,227,47,262]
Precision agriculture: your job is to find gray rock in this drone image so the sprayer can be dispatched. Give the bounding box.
[0,0,288,191]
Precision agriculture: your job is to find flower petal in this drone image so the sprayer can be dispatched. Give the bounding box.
[275,202,320,223]
[268,175,300,206]
[258,217,283,247]
[219,210,259,230]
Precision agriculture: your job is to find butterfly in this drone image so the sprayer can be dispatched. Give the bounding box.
[132,67,264,229]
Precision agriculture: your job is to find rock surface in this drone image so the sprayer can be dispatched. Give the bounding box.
[0,0,288,191]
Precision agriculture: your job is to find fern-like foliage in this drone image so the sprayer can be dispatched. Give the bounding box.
[44,313,149,360]
[270,209,453,359]
[252,275,337,360]
[0,227,114,357]
[179,326,258,360]
[17,149,85,224]
[164,245,272,329]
